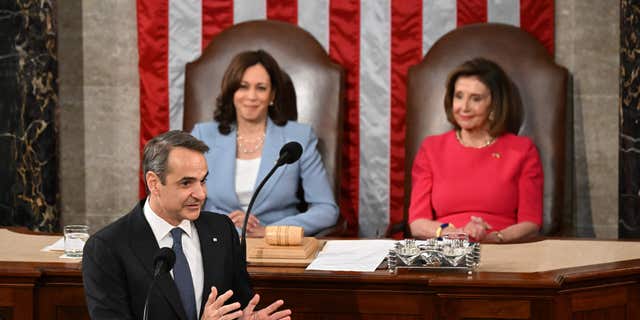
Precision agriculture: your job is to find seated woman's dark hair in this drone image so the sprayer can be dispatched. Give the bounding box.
[214,50,289,134]
[443,57,514,137]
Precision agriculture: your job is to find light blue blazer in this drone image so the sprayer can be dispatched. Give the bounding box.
[191,119,339,236]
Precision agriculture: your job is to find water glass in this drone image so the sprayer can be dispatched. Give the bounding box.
[441,232,470,266]
[64,225,89,257]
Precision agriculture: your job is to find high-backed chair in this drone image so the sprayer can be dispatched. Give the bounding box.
[182,20,345,231]
[403,23,570,236]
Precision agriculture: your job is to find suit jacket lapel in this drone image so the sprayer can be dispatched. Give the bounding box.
[129,200,188,320]
[252,119,288,211]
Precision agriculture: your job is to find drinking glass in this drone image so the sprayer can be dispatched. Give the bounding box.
[64,225,89,257]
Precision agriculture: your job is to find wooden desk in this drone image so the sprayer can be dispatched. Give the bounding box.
[0,229,86,320]
[1,229,640,320]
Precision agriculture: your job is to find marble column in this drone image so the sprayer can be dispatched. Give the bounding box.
[556,0,619,238]
[620,0,640,238]
[0,0,60,231]
[57,0,139,231]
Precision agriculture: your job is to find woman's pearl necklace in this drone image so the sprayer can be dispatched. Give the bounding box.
[237,133,265,154]
[455,130,496,148]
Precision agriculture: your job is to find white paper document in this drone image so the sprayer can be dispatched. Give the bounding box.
[41,236,65,252]
[306,240,396,272]
[41,237,84,259]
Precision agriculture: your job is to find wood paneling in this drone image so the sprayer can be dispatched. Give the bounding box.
[0,307,14,320]
[37,285,89,320]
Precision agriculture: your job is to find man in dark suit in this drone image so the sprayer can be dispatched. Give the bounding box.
[82,130,291,320]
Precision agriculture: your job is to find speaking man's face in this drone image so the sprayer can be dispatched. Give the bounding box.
[148,147,208,226]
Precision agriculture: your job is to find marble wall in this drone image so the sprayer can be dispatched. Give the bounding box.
[620,0,640,238]
[0,0,60,231]
[56,1,622,238]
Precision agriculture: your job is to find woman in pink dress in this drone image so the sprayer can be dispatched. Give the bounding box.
[409,58,543,243]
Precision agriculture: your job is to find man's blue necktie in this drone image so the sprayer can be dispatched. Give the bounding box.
[170,228,197,320]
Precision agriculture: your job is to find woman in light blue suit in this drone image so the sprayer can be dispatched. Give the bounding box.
[191,50,338,237]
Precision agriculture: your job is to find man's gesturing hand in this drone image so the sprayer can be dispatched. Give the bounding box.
[240,294,291,320]
[200,287,242,320]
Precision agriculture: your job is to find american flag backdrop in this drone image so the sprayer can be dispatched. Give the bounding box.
[136,0,554,237]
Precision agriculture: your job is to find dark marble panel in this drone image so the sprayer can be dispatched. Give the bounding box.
[0,0,59,231]
[620,0,640,238]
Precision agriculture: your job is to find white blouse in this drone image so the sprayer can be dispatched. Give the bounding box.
[235,157,261,212]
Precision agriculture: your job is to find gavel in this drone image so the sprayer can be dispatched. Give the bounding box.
[264,226,304,246]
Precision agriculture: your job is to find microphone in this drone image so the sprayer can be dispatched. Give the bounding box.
[152,247,176,277]
[144,248,176,320]
[276,141,303,166]
[240,142,303,257]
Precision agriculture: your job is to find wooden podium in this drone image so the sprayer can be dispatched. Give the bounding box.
[2,228,640,319]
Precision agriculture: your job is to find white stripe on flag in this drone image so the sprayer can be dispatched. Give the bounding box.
[169,0,202,130]
[422,0,457,56]
[298,0,330,52]
[234,0,266,23]
[488,0,520,26]
[359,0,391,238]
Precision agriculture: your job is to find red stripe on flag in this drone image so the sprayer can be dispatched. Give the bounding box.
[457,0,487,26]
[329,0,360,236]
[520,0,555,55]
[136,0,170,198]
[390,0,423,239]
[202,0,234,50]
[267,0,298,24]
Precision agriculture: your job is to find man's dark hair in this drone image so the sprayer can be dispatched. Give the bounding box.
[142,130,209,193]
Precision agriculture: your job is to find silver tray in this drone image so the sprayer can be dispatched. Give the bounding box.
[387,238,481,274]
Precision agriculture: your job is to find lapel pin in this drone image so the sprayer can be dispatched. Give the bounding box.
[492,152,501,159]
[212,237,218,242]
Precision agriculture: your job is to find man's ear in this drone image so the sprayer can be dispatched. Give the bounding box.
[146,171,161,195]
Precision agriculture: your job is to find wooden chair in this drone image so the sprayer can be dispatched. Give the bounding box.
[182,20,345,235]
[401,23,570,237]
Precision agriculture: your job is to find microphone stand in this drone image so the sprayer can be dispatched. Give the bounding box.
[144,248,175,320]
[240,163,281,260]
[143,279,158,320]
[239,141,302,261]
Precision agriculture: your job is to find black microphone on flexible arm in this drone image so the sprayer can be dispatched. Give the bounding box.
[143,247,176,320]
[239,141,303,260]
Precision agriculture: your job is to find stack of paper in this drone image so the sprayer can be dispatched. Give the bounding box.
[306,240,395,272]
